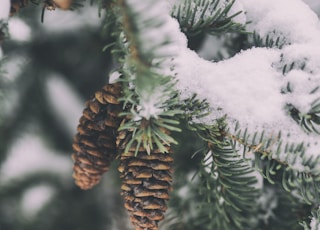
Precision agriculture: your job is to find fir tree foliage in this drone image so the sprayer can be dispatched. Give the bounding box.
[302,207,320,230]
[247,30,320,136]
[171,0,246,37]
[192,121,260,230]
[247,31,286,50]
[111,0,183,154]
[226,124,320,205]
[1,0,320,230]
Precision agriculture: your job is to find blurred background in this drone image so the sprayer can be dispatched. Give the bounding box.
[0,2,133,230]
[0,1,319,230]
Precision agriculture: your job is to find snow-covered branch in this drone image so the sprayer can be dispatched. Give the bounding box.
[171,0,320,169]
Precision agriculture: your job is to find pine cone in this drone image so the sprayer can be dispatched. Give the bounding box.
[10,0,28,16]
[117,130,174,230]
[51,0,73,10]
[72,82,123,190]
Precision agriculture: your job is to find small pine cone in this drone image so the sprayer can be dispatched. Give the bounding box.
[10,0,28,16]
[51,0,73,10]
[72,82,123,190]
[118,130,174,230]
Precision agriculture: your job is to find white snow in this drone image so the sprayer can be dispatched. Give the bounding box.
[8,18,32,42]
[280,43,320,75]
[0,0,10,20]
[46,74,84,136]
[257,188,278,224]
[166,0,320,170]
[0,133,72,183]
[41,2,103,33]
[135,89,167,119]
[309,207,320,230]
[175,47,285,127]
[124,0,187,119]
[127,0,186,63]
[240,0,320,44]
[0,54,30,82]
[228,0,246,25]
[285,69,320,114]
[20,185,56,219]
[303,0,320,15]
[0,0,10,60]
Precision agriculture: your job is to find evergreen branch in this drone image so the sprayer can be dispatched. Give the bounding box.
[179,94,211,122]
[257,186,311,229]
[190,121,260,230]
[300,206,320,230]
[247,31,286,49]
[93,0,115,13]
[277,50,320,136]
[172,0,246,37]
[281,61,307,76]
[285,100,320,135]
[225,126,320,205]
[118,116,180,155]
[112,0,183,153]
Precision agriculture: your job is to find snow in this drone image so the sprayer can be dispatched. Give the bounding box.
[0,54,29,82]
[0,0,10,20]
[241,0,320,44]
[309,208,320,230]
[228,0,246,25]
[127,0,186,63]
[280,43,320,75]
[0,0,10,60]
[41,2,103,33]
[124,0,187,119]
[0,133,71,183]
[8,18,32,42]
[45,74,84,136]
[20,185,56,219]
[135,89,167,119]
[285,69,320,114]
[165,0,320,170]
[302,0,320,16]
[175,47,284,127]
[257,188,278,224]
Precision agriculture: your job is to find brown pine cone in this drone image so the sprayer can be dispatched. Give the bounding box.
[10,0,28,16]
[72,82,123,190]
[117,129,174,230]
[51,0,73,10]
